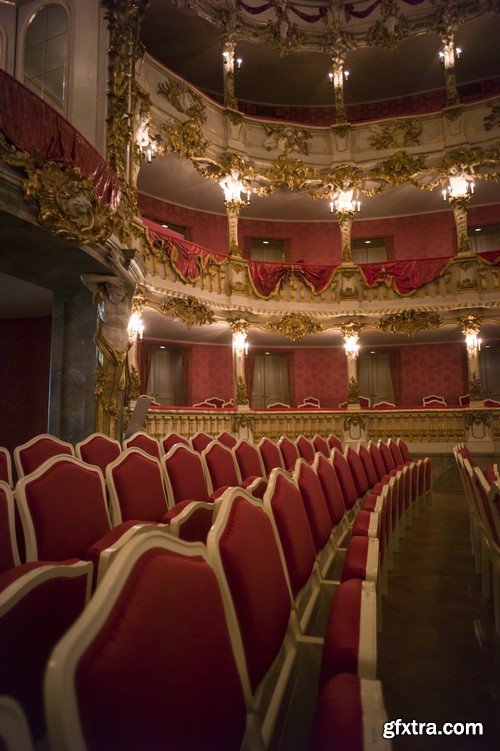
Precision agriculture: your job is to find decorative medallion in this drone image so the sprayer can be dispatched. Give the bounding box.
[368,119,422,151]
[23,162,115,244]
[263,124,311,156]
[157,79,206,124]
[162,296,215,328]
[268,155,316,191]
[371,151,425,186]
[268,313,320,341]
[378,310,440,337]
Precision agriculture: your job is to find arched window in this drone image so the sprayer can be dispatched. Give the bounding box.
[24,4,68,109]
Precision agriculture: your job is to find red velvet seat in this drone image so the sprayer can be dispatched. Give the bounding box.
[0,696,34,751]
[44,533,253,751]
[13,435,74,479]
[75,432,121,475]
[331,450,359,511]
[312,434,330,457]
[278,436,300,471]
[0,483,20,575]
[123,431,161,459]
[233,439,265,481]
[202,441,267,499]
[0,560,92,742]
[327,434,343,452]
[0,448,12,488]
[16,456,149,587]
[106,447,171,523]
[216,431,238,448]
[160,432,190,454]
[167,500,219,544]
[162,443,216,506]
[319,579,377,688]
[345,446,371,498]
[313,453,348,531]
[296,435,315,463]
[310,674,390,751]
[258,437,285,477]
[190,431,213,453]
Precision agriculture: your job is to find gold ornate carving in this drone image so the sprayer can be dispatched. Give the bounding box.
[367,0,409,49]
[321,23,354,61]
[484,102,500,131]
[162,296,215,328]
[340,321,363,339]
[228,317,249,335]
[266,6,306,57]
[465,411,491,430]
[157,78,206,124]
[236,376,248,405]
[371,151,425,186]
[368,119,422,150]
[226,107,244,125]
[268,313,320,341]
[126,364,141,402]
[458,312,482,335]
[233,412,254,430]
[23,162,115,244]
[348,376,359,403]
[343,414,366,431]
[268,155,316,191]
[468,376,483,402]
[158,118,207,160]
[263,124,311,156]
[102,0,149,180]
[379,310,440,337]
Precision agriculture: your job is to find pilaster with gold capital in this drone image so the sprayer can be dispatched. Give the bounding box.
[459,313,484,406]
[229,318,250,411]
[225,199,243,256]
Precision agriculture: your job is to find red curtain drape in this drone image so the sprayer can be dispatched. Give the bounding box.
[287,351,295,406]
[389,349,403,404]
[245,351,256,406]
[359,257,450,296]
[182,346,192,405]
[137,340,155,395]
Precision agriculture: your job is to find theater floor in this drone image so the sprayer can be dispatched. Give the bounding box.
[378,490,499,751]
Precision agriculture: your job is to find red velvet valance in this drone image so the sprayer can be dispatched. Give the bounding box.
[144,219,227,282]
[249,260,335,298]
[479,249,500,265]
[359,256,451,296]
[0,69,121,208]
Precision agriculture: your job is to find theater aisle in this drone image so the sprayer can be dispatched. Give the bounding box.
[378,490,499,751]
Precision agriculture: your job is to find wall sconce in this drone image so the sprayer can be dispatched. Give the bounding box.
[328,69,350,84]
[465,332,481,352]
[344,335,359,355]
[232,330,249,357]
[236,57,243,70]
[442,175,475,202]
[128,311,144,341]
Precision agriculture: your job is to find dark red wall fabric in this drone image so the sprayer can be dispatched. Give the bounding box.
[292,348,348,407]
[190,345,233,404]
[139,194,500,265]
[0,317,51,455]
[399,342,467,407]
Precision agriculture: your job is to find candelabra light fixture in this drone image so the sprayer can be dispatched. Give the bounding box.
[442,175,475,202]
[232,330,249,357]
[328,69,350,84]
[329,188,361,214]
[344,334,360,355]
[128,310,144,341]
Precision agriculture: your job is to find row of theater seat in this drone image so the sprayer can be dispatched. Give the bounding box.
[0,431,431,750]
[454,444,500,635]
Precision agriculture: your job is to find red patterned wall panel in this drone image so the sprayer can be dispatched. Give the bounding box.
[292,348,348,407]
[189,345,233,404]
[399,342,467,406]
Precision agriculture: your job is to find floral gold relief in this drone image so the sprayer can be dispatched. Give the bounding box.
[268,313,320,341]
[379,310,440,337]
[162,296,215,328]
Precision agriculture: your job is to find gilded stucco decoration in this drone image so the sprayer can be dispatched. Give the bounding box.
[228,317,249,335]
[268,155,316,191]
[458,312,482,335]
[157,78,206,124]
[484,102,500,131]
[366,0,409,50]
[468,376,483,402]
[101,0,149,181]
[378,310,440,337]
[347,377,359,403]
[126,365,141,402]
[236,376,248,405]
[340,321,363,339]
[368,119,422,150]
[320,22,354,62]
[268,313,320,340]
[371,151,426,187]
[162,296,215,328]
[465,411,491,430]
[343,414,366,431]
[23,163,116,244]
[157,118,208,160]
[263,124,311,156]
[266,2,306,57]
